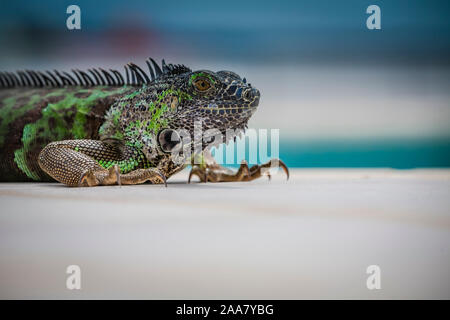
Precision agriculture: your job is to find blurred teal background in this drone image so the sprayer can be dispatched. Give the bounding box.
[0,0,449,168]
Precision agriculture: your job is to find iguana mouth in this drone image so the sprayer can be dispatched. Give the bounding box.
[202,105,255,113]
[201,87,260,113]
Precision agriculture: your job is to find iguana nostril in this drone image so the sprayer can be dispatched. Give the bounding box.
[244,88,260,101]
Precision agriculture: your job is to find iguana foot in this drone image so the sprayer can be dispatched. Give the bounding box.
[79,165,121,187]
[80,166,167,187]
[39,140,168,187]
[119,168,167,186]
[188,159,289,183]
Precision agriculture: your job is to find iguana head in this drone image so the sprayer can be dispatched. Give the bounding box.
[100,59,260,159]
[167,69,260,133]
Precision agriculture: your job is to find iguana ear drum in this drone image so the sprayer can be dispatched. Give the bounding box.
[158,129,182,153]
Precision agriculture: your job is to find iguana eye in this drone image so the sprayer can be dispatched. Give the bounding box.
[193,78,211,92]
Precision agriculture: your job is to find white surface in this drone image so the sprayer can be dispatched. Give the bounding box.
[0,169,449,299]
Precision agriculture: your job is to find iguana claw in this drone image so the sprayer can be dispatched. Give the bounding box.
[120,168,168,187]
[79,165,121,187]
[188,167,207,184]
[188,158,289,183]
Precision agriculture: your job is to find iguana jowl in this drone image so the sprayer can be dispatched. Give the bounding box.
[0,58,288,186]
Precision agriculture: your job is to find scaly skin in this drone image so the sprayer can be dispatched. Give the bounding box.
[0,86,132,181]
[0,59,288,186]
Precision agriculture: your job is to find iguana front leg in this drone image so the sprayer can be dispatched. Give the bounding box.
[38,140,166,187]
[188,150,289,183]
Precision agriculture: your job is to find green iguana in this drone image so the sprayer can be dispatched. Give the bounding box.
[0,58,288,187]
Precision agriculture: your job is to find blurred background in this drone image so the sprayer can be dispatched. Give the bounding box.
[0,0,449,168]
